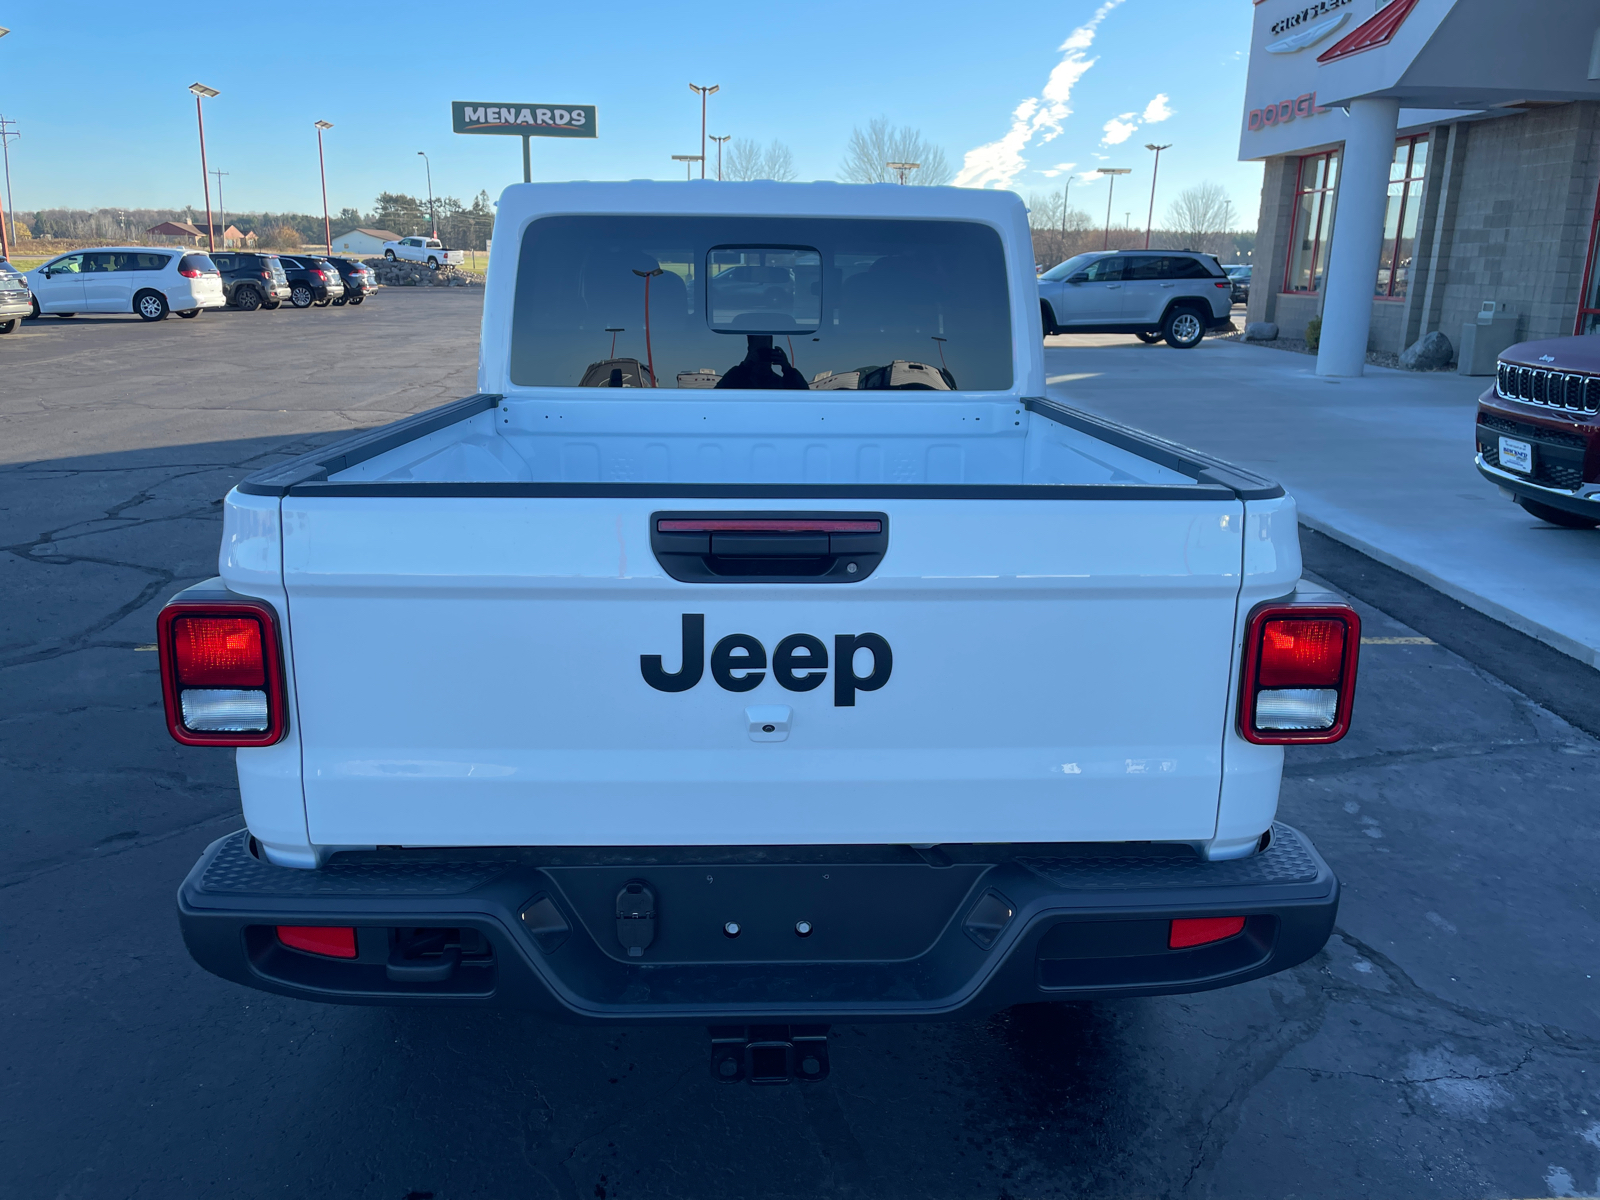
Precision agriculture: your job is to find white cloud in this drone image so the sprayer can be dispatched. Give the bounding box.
[1101,113,1138,145]
[1142,93,1173,123]
[1092,152,1110,160]
[954,0,1128,189]
[1040,161,1077,178]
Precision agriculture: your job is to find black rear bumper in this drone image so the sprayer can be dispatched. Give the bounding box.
[178,825,1338,1023]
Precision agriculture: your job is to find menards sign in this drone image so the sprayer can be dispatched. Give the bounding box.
[452,102,596,137]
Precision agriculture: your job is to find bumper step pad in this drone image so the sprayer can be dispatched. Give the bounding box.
[178,825,1338,1021]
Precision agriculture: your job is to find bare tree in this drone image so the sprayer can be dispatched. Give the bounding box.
[724,138,799,182]
[1164,183,1237,255]
[839,118,954,185]
[1026,191,1095,267]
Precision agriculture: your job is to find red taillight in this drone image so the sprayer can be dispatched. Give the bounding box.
[156,600,286,746]
[260,270,272,279]
[173,617,264,686]
[1239,602,1360,744]
[179,267,201,278]
[1214,280,1231,288]
[277,926,357,958]
[1258,619,1345,686]
[311,269,326,280]
[1170,916,1246,949]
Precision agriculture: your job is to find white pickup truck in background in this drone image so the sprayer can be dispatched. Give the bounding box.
[164,182,1358,1083]
[382,235,465,270]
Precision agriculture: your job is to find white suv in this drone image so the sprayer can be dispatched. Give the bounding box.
[1038,250,1235,348]
[25,248,226,321]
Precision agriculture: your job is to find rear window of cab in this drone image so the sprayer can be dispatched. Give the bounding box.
[510,215,1013,391]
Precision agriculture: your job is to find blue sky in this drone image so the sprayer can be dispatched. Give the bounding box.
[0,0,1262,228]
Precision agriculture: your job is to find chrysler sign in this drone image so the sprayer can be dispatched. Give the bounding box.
[451,102,597,137]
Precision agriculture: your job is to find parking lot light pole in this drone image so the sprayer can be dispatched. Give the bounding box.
[688,85,718,179]
[1143,143,1171,250]
[709,135,729,181]
[671,154,702,181]
[315,122,334,255]
[210,169,228,248]
[1097,167,1130,250]
[0,29,8,260]
[886,161,920,185]
[417,151,435,239]
[188,83,220,253]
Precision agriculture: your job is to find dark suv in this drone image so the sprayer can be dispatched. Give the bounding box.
[1224,264,1251,306]
[212,252,291,311]
[322,256,379,306]
[1475,334,1600,528]
[276,256,346,308]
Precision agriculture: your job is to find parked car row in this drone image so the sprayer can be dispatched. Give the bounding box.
[0,247,379,326]
[213,252,378,310]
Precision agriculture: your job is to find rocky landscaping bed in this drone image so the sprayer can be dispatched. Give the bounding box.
[361,257,482,288]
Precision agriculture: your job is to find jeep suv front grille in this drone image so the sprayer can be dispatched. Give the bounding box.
[1497,362,1600,415]
[1477,413,1589,491]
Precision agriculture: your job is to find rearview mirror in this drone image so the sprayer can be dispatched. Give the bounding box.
[1068,272,1089,284]
[707,246,822,334]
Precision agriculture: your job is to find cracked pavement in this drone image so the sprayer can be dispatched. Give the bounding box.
[3,294,1599,1199]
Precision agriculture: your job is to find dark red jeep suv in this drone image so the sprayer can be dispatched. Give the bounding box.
[1476,335,1600,528]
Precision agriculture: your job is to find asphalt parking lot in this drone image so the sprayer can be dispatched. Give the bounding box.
[3,292,1599,1200]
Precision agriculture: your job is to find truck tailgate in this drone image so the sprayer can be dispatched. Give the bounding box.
[281,496,1245,847]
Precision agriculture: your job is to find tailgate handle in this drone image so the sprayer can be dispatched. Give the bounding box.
[652,513,888,584]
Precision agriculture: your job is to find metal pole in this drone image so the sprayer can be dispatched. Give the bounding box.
[211,169,228,247]
[522,135,531,183]
[1103,176,1115,250]
[1060,179,1069,256]
[315,122,333,255]
[710,135,729,181]
[1143,144,1171,250]
[418,152,435,238]
[689,85,718,180]
[0,116,16,253]
[196,96,214,253]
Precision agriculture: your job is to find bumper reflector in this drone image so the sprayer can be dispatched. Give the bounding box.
[1170,916,1247,949]
[277,926,357,958]
[180,688,270,731]
[1253,688,1338,730]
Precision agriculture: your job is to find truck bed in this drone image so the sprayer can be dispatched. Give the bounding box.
[240,393,1280,496]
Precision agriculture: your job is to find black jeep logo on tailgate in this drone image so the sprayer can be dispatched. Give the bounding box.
[641,614,891,707]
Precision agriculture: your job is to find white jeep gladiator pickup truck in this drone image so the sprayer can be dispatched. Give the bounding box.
[164,182,1358,1083]
[382,235,465,270]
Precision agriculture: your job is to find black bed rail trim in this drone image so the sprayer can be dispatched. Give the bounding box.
[1024,397,1285,501]
[237,393,503,496]
[280,481,1236,500]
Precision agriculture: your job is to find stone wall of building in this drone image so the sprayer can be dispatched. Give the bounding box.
[1431,102,1600,346]
[1248,102,1600,359]
[1246,155,1303,330]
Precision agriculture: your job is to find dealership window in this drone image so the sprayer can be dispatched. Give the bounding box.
[1284,151,1339,293]
[1376,135,1429,299]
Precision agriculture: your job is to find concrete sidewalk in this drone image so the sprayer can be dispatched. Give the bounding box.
[1044,333,1600,669]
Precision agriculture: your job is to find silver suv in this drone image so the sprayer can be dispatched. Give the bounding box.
[1038,250,1235,348]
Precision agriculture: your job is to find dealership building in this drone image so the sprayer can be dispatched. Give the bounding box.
[1240,0,1600,375]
